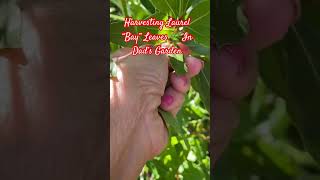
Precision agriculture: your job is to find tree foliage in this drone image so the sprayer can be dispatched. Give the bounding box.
[213,0,320,179]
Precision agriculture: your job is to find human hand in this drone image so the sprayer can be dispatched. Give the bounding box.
[110,47,203,179]
[212,0,300,164]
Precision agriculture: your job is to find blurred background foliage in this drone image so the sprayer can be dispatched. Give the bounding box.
[213,0,320,179]
[0,0,22,48]
[213,79,320,179]
[110,0,210,179]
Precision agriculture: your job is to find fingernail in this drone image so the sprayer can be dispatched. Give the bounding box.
[161,95,174,106]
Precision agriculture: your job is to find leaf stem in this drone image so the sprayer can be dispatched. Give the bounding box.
[121,0,129,17]
[110,14,125,21]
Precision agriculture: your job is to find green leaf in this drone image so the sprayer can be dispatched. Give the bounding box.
[184,40,210,57]
[257,139,300,176]
[0,1,8,31]
[212,0,246,47]
[169,53,183,61]
[149,0,183,17]
[136,11,167,36]
[169,56,187,75]
[284,24,320,164]
[0,1,22,48]
[140,0,156,14]
[110,0,123,12]
[300,0,320,33]
[110,21,136,47]
[185,0,210,47]
[147,0,199,18]
[191,60,210,110]
[257,2,320,165]
[182,161,206,180]
[0,2,8,47]
[120,0,129,17]
[181,0,201,15]
[149,0,178,17]
[127,1,150,19]
[110,42,120,53]
[159,109,183,136]
[259,41,289,99]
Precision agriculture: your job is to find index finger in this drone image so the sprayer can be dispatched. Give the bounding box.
[185,56,203,78]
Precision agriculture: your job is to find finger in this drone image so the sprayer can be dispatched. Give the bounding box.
[177,42,191,56]
[212,44,257,100]
[244,0,299,50]
[185,56,203,78]
[160,87,185,116]
[170,72,190,94]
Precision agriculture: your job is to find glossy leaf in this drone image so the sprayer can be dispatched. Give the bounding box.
[149,0,180,17]
[212,0,246,47]
[159,109,183,136]
[191,59,210,110]
[259,7,320,164]
[185,40,210,57]
[285,23,320,164]
[185,0,210,47]
[169,56,187,75]
[259,41,289,99]
[149,0,191,18]
[141,0,156,14]
[110,21,136,47]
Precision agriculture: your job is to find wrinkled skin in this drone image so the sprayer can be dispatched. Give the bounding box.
[110,49,169,180]
[110,48,203,180]
[212,0,300,166]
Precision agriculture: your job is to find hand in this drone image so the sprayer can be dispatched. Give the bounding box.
[110,47,202,180]
[212,0,300,164]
